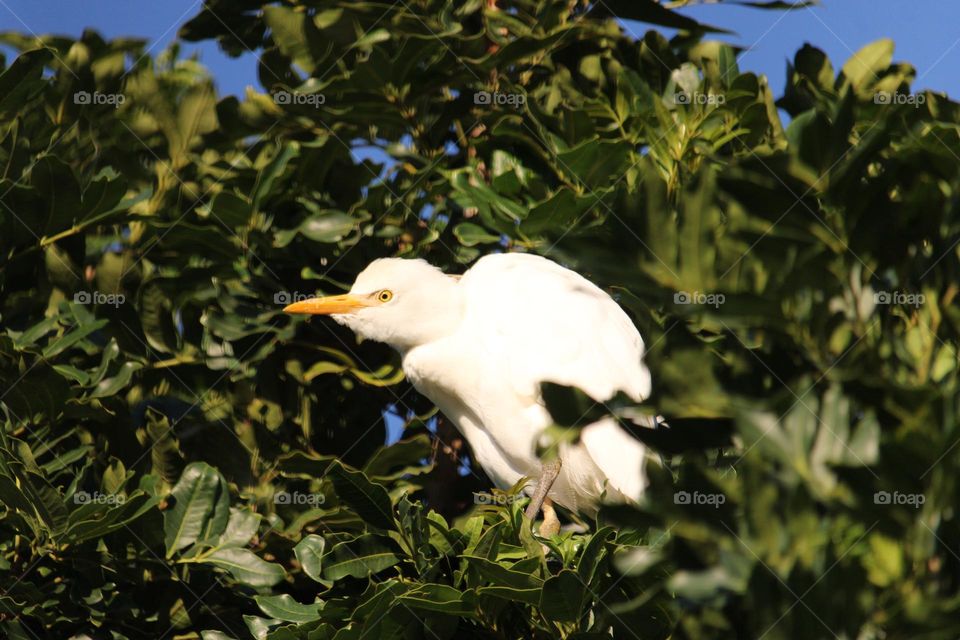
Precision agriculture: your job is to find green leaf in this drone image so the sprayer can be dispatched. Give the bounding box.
[30,156,82,238]
[0,49,52,116]
[840,39,894,90]
[242,615,278,640]
[173,82,218,159]
[275,451,336,479]
[784,109,831,173]
[254,594,323,623]
[252,143,299,209]
[201,632,239,640]
[1,364,70,423]
[263,6,318,75]
[0,618,36,640]
[274,209,357,246]
[163,462,230,557]
[668,563,750,603]
[217,508,262,548]
[21,470,68,536]
[540,569,587,622]
[795,43,835,90]
[139,281,179,354]
[90,362,143,399]
[146,407,184,485]
[864,533,904,587]
[690,41,740,87]
[578,526,614,586]
[453,222,500,247]
[321,534,400,580]
[61,491,160,544]
[0,470,32,515]
[89,338,120,385]
[42,319,107,358]
[12,315,60,349]
[521,189,596,235]
[328,461,395,530]
[475,584,542,606]
[363,434,433,480]
[447,168,529,224]
[294,534,326,583]
[207,191,253,228]
[396,584,475,615]
[463,555,543,590]
[51,364,89,385]
[206,547,286,588]
[80,167,128,223]
[556,139,632,190]
[540,382,606,428]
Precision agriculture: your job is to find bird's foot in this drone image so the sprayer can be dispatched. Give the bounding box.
[538,497,561,537]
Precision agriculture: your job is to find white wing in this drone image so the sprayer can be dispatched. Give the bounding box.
[460,253,652,501]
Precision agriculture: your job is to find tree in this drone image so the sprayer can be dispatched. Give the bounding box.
[1,1,959,638]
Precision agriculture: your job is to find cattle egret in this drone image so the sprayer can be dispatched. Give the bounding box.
[284,253,652,534]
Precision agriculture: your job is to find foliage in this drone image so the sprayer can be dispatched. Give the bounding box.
[1,0,959,638]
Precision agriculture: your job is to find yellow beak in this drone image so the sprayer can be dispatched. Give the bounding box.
[283,294,369,315]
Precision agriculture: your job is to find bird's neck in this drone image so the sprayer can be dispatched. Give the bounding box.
[390,275,467,354]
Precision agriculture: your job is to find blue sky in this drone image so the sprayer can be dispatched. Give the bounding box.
[1,1,956,100]
[664,1,959,98]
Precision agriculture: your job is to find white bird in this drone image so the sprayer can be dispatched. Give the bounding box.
[284,253,652,534]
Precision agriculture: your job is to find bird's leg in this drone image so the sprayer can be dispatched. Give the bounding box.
[524,458,562,528]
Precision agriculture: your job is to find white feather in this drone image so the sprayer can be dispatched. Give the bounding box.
[399,253,652,511]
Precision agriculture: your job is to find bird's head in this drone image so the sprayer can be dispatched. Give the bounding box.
[283,258,465,352]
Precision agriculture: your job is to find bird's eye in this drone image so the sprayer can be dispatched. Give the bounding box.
[377,290,393,303]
